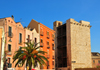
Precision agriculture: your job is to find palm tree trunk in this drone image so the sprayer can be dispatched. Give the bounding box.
[29,63,32,70]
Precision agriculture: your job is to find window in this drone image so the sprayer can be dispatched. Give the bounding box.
[28,35,30,39]
[47,42,49,45]
[52,34,54,38]
[52,61,54,65]
[27,35,30,42]
[11,21,13,23]
[47,50,49,55]
[47,31,49,35]
[8,20,10,22]
[8,44,11,52]
[41,39,43,43]
[58,23,61,26]
[52,51,54,56]
[19,33,22,43]
[35,38,37,43]
[8,26,12,37]
[52,44,54,50]
[98,60,100,63]
[40,28,43,32]
[40,28,44,36]
[93,60,95,63]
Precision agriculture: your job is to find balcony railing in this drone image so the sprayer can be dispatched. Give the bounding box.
[47,55,50,59]
[52,56,55,59]
[40,32,44,36]
[47,45,50,49]
[52,65,55,69]
[52,47,55,50]
[19,41,22,45]
[47,35,50,39]
[52,37,54,41]
[7,51,12,55]
[40,43,44,47]
[8,32,13,38]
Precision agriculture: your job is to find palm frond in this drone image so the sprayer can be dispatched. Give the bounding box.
[13,41,48,69]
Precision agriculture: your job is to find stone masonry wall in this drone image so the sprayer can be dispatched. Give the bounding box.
[67,19,92,70]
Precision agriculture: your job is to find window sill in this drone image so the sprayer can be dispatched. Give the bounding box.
[7,52,12,55]
[19,42,22,45]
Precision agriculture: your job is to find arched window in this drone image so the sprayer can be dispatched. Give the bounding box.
[58,23,61,26]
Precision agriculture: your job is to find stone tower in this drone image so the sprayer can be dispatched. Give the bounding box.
[53,18,92,70]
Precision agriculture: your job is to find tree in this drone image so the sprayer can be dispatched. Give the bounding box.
[13,41,48,70]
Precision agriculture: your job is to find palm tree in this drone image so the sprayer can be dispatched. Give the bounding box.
[13,41,48,70]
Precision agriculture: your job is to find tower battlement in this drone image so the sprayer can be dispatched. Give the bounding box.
[67,18,92,28]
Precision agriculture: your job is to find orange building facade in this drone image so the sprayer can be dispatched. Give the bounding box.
[28,19,55,70]
[40,23,55,69]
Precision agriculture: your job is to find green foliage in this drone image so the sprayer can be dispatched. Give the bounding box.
[96,63,100,68]
[13,41,48,70]
[96,66,100,68]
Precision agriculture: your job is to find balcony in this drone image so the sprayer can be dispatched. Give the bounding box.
[52,37,54,41]
[40,43,44,47]
[47,55,50,59]
[52,47,55,50]
[8,32,13,38]
[47,35,50,39]
[40,32,44,36]
[47,45,50,49]
[7,51,12,55]
[52,56,55,59]
[19,41,22,45]
[52,65,55,69]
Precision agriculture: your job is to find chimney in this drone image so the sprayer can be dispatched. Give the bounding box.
[11,15,14,21]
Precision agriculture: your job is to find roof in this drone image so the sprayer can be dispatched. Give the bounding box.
[92,52,100,56]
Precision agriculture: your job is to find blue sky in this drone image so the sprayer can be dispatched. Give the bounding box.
[0,0,100,53]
